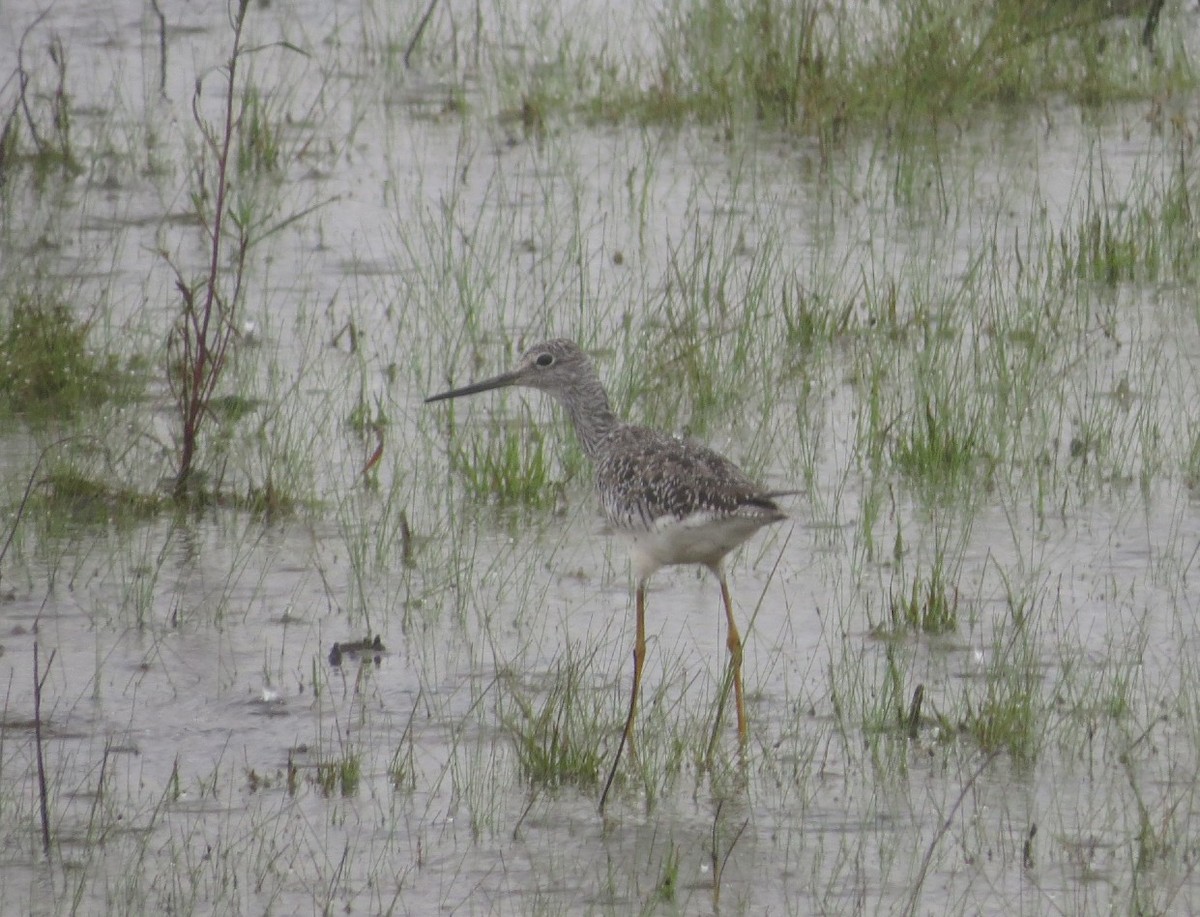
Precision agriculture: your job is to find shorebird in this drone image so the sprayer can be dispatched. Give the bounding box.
[426,339,792,809]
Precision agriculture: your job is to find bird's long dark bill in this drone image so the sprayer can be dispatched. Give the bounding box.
[424,370,520,403]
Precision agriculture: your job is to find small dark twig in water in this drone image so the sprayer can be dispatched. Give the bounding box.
[0,92,17,186]
[148,0,168,96]
[710,799,750,907]
[400,509,413,564]
[86,741,112,842]
[361,423,384,479]
[599,659,638,813]
[1143,0,1165,52]
[513,789,538,840]
[331,320,358,353]
[907,684,924,738]
[15,11,52,152]
[405,0,441,69]
[33,642,57,858]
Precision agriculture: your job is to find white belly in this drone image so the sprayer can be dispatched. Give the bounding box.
[624,511,771,581]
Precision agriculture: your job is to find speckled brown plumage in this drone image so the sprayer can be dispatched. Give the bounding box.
[592,423,787,578]
[595,422,784,531]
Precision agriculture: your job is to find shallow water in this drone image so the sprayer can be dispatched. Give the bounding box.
[3,0,1200,914]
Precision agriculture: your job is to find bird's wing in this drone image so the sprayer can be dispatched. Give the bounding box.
[594,425,784,530]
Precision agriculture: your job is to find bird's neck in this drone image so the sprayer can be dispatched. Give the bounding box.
[558,384,619,460]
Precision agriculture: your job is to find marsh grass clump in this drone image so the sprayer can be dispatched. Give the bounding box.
[504,656,607,789]
[239,477,302,517]
[962,674,1039,763]
[1071,207,1145,286]
[33,466,166,525]
[347,390,388,439]
[585,0,1186,137]
[861,643,942,746]
[235,85,282,176]
[314,751,362,797]
[893,397,987,488]
[828,631,945,773]
[1120,740,1188,898]
[627,334,744,438]
[1055,143,1200,287]
[960,631,1042,764]
[850,0,1164,117]
[650,0,831,127]
[655,842,681,903]
[779,280,857,354]
[449,421,564,509]
[856,292,986,484]
[887,562,959,634]
[0,294,133,418]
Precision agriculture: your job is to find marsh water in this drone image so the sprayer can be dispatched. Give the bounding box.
[3,1,1200,914]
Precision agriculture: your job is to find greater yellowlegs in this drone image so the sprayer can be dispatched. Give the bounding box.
[426,339,792,809]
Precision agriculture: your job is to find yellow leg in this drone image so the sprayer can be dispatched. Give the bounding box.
[600,583,647,812]
[718,573,747,742]
[627,583,647,760]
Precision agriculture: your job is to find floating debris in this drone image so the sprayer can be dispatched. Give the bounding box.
[328,635,385,667]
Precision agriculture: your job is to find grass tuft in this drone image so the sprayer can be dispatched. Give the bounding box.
[960,629,1041,764]
[504,653,607,789]
[887,562,959,635]
[32,467,166,524]
[569,0,1190,136]
[0,294,133,418]
[235,85,282,176]
[894,398,986,488]
[315,751,362,797]
[449,420,564,509]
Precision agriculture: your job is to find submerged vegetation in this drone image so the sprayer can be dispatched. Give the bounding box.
[2,0,1200,913]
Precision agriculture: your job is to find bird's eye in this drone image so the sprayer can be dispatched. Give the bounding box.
[536,353,555,367]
